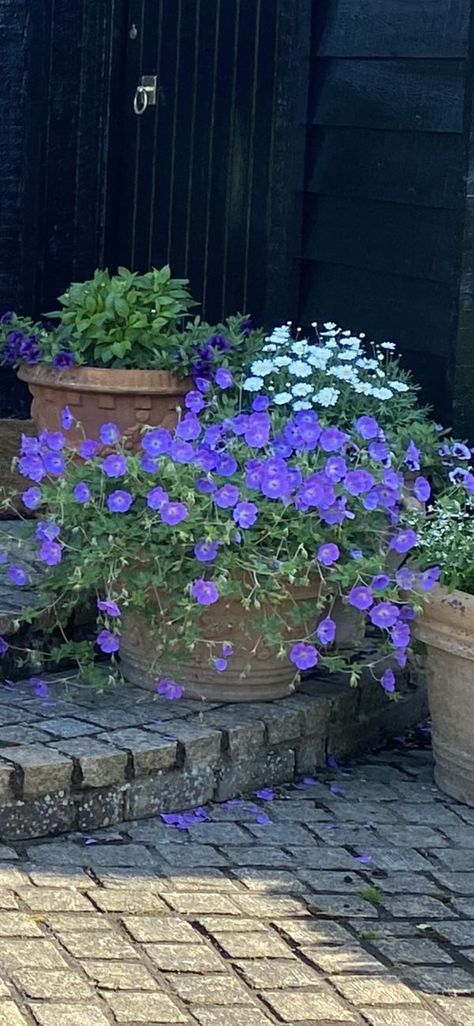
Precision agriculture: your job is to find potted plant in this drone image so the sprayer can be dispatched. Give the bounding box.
[410,454,474,805]
[0,268,263,445]
[1,360,439,702]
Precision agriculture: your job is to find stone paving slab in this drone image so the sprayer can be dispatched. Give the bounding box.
[0,666,427,840]
[0,747,469,1024]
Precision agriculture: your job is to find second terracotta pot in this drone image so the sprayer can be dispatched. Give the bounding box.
[18,363,191,446]
[120,580,324,702]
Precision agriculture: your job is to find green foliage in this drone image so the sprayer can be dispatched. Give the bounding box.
[44,266,196,369]
[413,490,474,594]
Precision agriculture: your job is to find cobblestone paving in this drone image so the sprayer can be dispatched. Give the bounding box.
[0,746,473,1024]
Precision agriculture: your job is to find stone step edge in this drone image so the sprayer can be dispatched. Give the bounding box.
[0,676,427,841]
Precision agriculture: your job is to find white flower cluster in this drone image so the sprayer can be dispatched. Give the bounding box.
[242,322,410,412]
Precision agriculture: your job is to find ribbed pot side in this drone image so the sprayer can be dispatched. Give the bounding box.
[414,585,474,806]
[18,364,191,445]
[120,581,324,702]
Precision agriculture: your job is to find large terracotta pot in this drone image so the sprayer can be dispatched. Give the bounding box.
[414,585,474,805]
[18,364,191,446]
[120,580,324,702]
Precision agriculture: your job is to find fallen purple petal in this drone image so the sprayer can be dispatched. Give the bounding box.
[255,788,274,801]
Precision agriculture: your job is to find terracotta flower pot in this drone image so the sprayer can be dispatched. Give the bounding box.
[17,364,191,446]
[120,580,324,702]
[414,585,474,805]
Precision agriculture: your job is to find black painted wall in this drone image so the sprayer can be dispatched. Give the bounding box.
[2,0,474,432]
[299,0,473,426]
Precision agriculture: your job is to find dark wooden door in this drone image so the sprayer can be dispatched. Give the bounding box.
[104,0,309,324]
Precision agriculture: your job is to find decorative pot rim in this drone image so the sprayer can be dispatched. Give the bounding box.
[17,362,191,396]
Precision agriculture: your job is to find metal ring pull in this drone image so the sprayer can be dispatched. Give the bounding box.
[133,86,148,115]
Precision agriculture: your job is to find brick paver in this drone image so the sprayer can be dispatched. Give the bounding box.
[0,745,473,1024]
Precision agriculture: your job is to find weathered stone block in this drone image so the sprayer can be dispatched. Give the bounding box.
[49,738,127,788]
[126,764,216,819]
[97,728,177,776]
[0,745,72,798]
[0,794,76,841]
[216,748,295,802]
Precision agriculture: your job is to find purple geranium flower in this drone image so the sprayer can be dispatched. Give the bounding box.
[413,476,431,502]
[215,368,233,389]
[214,658,228,672]
[344,469,375,496]
[418,566,441,592]
[42,452,65,476]
[146,486,169,511]
[176,413,201,441]
[141,455,159,474]
[185,390,206,413]
[381,668,396,693]
[0,311,13,325]
[405,440,421,471]
[73,482,90,504]
[97,599,121,618]
[29,676,48,698]
[372,574,390,590]
[290,642,318,670]
[389,529,418,554]
[142,427,171,457]
[195,477,216,494]
[216,454,238,477]
[319,427,346,453]
[348,585,373,611]
[39,540,62,566]
[155,677,183,700]
[317,542,340,566]
[195,376,210,393]
[355,415,379,440]
[191,579,219,605]
[233,501,258,528]
[41,430,65,452]
[79,439,99,459]
[96,629,120,653]
[194,540,219,563]
[35,521,60,542]
[395,566,415,590]
[8,565,28,586]
[18,455,45,482]
[99,422,120,445]
[169,439,195,463]
[244,413,271,449]
[160,501,188,526]
[252,395,269,412]
[22,487,42,510]
[101,454,127,478]
[214,484,240,509]
[316,617,336,645]
[391,621,411,648]
[368,440,390,464]
[52,351,75,369]
[106,490,133,513]
[369,602,400,629]
[324,456,347,483]
[61,406,74,430]
[452,442,471,460]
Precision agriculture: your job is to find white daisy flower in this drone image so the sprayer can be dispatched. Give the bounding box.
[307,349,331,368]
[338,349,359,362]
[290,340,309,357]
[292,399,312,411]
[371,386,393,400]
[273,391,292,405]
[288,360,312,378]
[340,335,360,346]
[375,369,386,379]
[353,381,373,395]
[242,376,264,392]
[291,382,313,397]
[313,386,340,407]
[380,341,396,350]
[273,355,291,368]
[330,365,359,384]
[323,321,337,330]
[262,343,277,353]
[356,358,378,370]
[389,380,409,392]
[251,359,275,377]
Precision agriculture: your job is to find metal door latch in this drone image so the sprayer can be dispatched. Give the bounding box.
[133,75,157,115]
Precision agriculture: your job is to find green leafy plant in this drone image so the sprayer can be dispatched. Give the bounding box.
[45,266,196,369]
